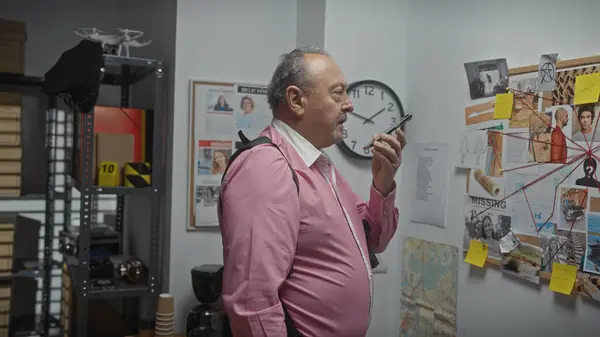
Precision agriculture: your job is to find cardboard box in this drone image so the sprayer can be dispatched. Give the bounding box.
[0,19,26,106]
[96,133,134,185]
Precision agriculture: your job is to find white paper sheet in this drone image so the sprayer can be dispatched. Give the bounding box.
[504,128,530,169]
[499,229,521,254]
[411,142,450,227]
[537,53,558,92]
[456,130,488,169]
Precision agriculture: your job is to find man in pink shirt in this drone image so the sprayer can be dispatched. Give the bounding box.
[218,46,405,337]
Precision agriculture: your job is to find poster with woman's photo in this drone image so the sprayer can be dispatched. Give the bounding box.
[189,80,270,230]
[197,140,232,183]
[235,85,272,139]
[463,195,512,259]
[207,91,234,112]
[203,88,236,139]
[194,186,220,227]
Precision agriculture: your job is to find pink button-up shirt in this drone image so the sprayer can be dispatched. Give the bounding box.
[218,119,399,337]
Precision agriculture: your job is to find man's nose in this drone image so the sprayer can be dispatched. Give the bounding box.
[343,98,354,113]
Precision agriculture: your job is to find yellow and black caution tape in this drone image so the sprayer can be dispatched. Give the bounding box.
[123,162,152,188]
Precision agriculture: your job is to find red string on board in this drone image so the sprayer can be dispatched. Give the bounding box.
[471,85,600,268]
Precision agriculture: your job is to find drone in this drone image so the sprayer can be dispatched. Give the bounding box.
[74,27,152,57]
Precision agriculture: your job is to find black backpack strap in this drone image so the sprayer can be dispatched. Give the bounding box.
[362,220,380,269]
[221,130,299,194]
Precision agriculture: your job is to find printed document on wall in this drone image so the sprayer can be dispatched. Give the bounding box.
[411,142,450,227]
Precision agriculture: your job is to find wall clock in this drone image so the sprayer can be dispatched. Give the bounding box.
[338,80,405,160]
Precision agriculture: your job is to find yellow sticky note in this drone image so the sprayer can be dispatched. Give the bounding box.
[464,240,488,267]
[574,73,600,105]
[493,93,514,119]
[548,263,577,295]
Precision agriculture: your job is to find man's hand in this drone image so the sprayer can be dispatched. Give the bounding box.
[371,128,407,195]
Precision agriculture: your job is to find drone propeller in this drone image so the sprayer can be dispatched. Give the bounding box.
[117,28,144,39]
[74,27,105,36]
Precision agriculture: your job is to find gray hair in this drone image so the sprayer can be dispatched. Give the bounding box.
[267,46,329,114]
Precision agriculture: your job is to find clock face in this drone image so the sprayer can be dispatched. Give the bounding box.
[338,80,405,159]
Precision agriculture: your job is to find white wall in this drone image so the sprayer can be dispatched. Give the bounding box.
[406,0,600,335]
[169,0,297,332]
[323,1,409,336]
[296,0,326,48]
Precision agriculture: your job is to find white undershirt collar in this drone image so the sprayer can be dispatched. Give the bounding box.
[271,118,322,167]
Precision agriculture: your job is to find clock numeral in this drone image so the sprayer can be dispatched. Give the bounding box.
[380,91,385,100]
[390,117,397,126]
[363,147,371,155]
[364,85,375,96]
[351,89,360,99]
[388,102,394,111]
[351,141,356,150]
[342,128,348,139]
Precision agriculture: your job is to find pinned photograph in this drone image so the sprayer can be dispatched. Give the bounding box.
[540,233,570,273]
[499,229,520,254]
[557,186,588,232]
[206,90,235,112]
[548,105,573,164]
[584,196,600,275]
[467,128,505,200]
[194,185,220,227]
[509,75,539,97]
[501,240,543,284]
[464,58,509,100]
[557,229,586,267]
[463,195,511,259]
[574,157,600,188]
[571,102,600,142]
[575,271,600,302]
[235,85,272,139]
[537,53,558,92]
[527,111,553,163]
[509,76,541,129]
[197,140,233,177]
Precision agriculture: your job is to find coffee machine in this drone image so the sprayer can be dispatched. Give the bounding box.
[186,265,232,337]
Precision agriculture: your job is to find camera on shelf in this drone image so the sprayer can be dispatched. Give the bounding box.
[59,224,121,257]
[59,224,148,284]
[111,255,148,284]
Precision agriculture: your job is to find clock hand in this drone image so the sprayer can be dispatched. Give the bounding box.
[363,108,385,124]
[348,111,374,124]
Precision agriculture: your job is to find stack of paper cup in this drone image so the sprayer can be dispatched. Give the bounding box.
[155,293,175,336]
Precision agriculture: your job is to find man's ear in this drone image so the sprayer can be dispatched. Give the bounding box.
[286,86,305,117]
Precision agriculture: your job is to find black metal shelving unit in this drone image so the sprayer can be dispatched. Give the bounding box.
[0,73,65,337]
[62,54,166,337]
[1,53,167,337]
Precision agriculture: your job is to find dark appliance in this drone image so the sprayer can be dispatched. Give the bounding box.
[185,264,231,337]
